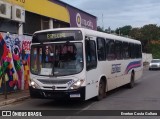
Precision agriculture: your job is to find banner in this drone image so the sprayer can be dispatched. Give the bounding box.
[0,110,159,116]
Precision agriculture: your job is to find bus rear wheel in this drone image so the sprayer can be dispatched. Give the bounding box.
[128,72,135,88]
[96,79,106,101]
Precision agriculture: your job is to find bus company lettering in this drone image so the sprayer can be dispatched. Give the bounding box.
[112,64,121,74]
[76,13,93,29]
[47,33,66,39]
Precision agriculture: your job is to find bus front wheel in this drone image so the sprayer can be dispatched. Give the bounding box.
[96,79,106,101]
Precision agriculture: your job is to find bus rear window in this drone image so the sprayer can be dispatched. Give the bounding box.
[32,30,83,43]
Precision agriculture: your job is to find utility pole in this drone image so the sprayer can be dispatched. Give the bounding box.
[102,14,104,31]
[2,74,7,99]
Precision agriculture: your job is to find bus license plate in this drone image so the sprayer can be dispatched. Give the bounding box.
[70,94,81,98]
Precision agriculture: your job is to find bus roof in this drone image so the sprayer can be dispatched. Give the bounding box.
[34,28,141,44]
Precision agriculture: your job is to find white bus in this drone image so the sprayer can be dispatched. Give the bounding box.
[29,28,143,101]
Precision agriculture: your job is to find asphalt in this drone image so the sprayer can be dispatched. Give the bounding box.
[0,65,149,107]
[0,89,30,107]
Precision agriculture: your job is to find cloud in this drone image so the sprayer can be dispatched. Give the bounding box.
[60,0,160,29]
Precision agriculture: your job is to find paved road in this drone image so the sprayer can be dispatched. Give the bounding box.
[1,69,160,119]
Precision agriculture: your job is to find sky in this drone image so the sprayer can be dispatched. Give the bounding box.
[60,0,160,30]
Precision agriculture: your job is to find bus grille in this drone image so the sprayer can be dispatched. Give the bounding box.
[37,79,73,85]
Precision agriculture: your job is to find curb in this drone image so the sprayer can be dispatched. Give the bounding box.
[0,95,30,107]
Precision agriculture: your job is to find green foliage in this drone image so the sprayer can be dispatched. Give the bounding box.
[97,24,160,58]
[115,25,132,36]
[97,26,104,32]
[149,44,160,59]
[129,28,143,40]
[141,24,160,41]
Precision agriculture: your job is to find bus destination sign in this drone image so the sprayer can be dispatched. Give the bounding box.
[32,30,82,43]
[47,33,66,39]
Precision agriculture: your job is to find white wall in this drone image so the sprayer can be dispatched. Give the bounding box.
[142,53,153,63]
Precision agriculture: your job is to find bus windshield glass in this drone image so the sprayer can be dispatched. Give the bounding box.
[30,42,83,76]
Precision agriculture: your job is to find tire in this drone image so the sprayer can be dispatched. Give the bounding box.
[29,91,36,98]
[96,79,106,101]
[128,72,135,88]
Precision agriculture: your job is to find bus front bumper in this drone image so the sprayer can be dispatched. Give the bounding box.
[29,86,85,100]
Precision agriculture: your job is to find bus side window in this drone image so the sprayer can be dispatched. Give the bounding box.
[106,39,115,60]
[123,42,130,59]
[85,39,97,71]
[139,45,142,58]
[135,44,142,58]
[97,37,106,61]
[115,40,122,60]
[130,43,135,58]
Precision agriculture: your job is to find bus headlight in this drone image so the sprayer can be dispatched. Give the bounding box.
[69,79,84,90]
[30,80,40,89]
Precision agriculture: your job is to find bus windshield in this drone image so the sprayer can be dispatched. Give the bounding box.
[30,42,83,76]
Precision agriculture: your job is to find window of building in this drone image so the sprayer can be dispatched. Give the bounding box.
[24,12,50,35]
[41,17,49,30]
[53,20,61,28]
[0,18,18,34]
[23,11,41,35]
[97,37,106,61]
[106,39,115,60]
[53,20,70,28]
[24,12,70,35]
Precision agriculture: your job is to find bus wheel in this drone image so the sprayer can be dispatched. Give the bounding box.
[128,72,135,88]
[96,79,106,101]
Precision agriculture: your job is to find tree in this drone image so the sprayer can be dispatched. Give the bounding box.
[140,24,160,52]
[104,27,111,33]
[97,26,104,32]
[115,25,132,36]
[129,28,143,40]
[141,24,160,41]
[96,24,160,57]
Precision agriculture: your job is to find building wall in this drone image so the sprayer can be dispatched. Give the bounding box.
[5,0,70,23]
[0,32,31,93]
[0,0,71,35]
[142,53,153,63]
[49,0,97,30]
[1,0,97,34]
